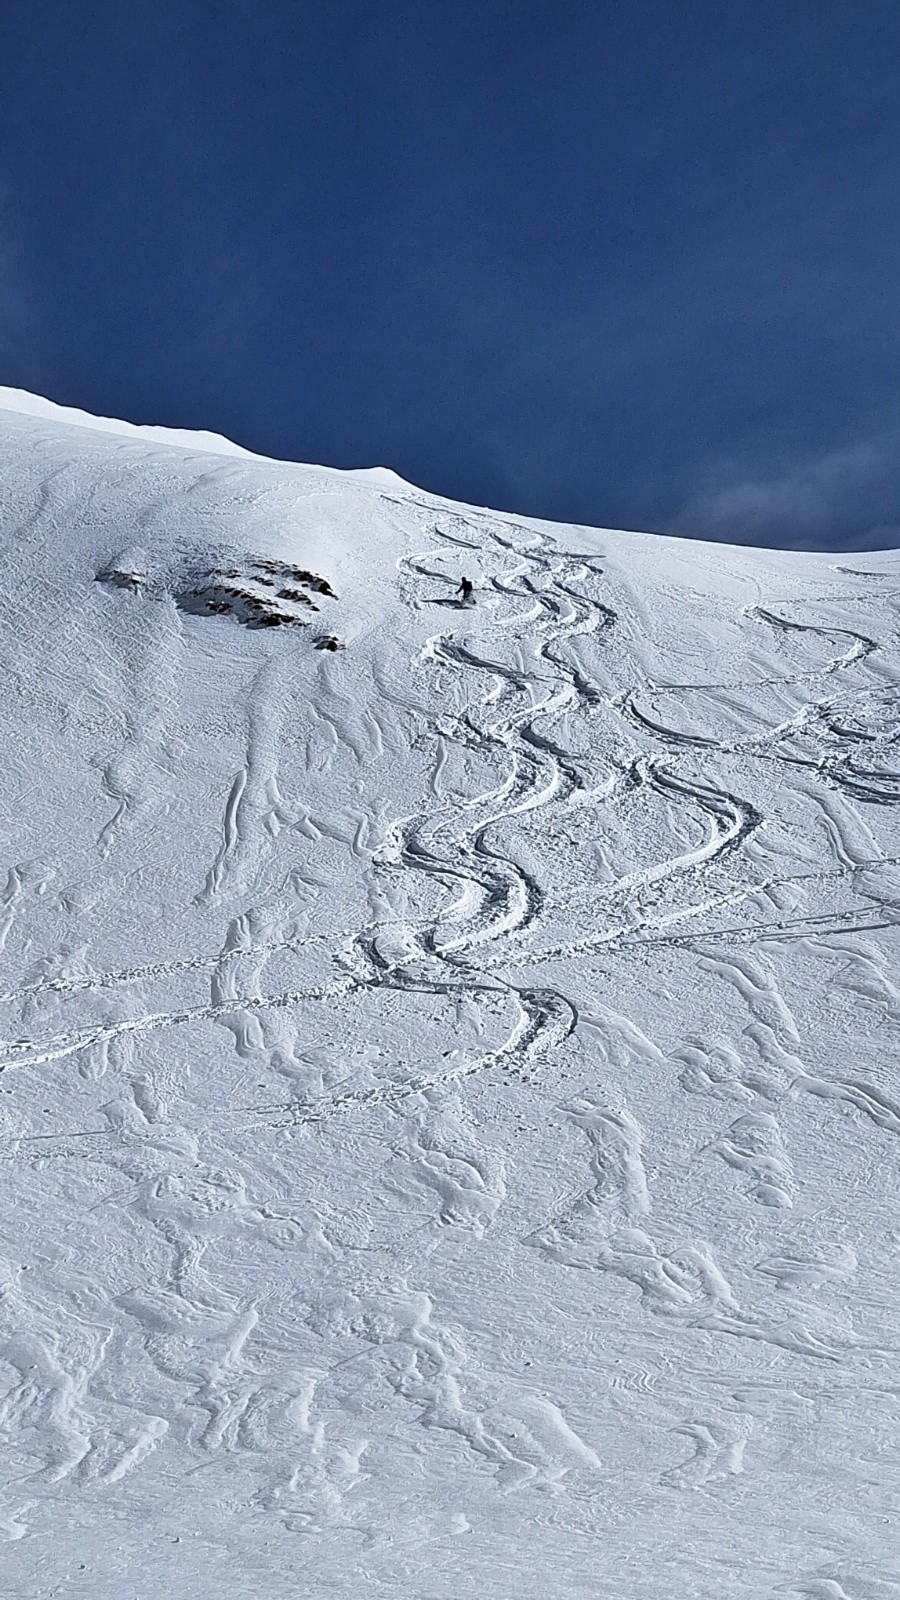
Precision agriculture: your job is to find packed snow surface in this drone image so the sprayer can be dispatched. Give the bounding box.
[0,392,898,1599]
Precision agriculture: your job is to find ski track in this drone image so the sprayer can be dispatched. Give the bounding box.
[5,516,897,1119]
[0,522,607,1126]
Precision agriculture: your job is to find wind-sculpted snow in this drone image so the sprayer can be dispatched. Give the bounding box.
[0,394,899,1599]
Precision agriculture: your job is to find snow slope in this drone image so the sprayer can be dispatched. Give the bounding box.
[0,391,898,1599]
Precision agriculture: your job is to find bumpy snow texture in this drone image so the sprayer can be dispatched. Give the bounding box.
[0,389,898,1600]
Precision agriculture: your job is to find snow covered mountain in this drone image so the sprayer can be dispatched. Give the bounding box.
[0,388,897,1599]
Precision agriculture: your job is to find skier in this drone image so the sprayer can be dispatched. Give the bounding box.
[457,576,474,606]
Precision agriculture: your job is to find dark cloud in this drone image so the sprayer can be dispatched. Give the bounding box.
[668,429,900,551]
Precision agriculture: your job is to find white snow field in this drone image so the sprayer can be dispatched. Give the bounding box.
[0,388,898,1600]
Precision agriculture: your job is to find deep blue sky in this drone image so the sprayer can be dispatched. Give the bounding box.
[2,1,899,547]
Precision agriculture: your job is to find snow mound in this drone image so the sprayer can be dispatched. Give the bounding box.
[0,383,412,486]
